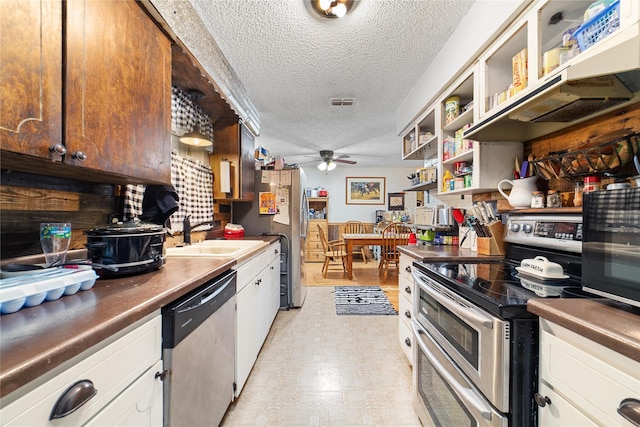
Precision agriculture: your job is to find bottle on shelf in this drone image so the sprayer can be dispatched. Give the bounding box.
[442,170,454,192]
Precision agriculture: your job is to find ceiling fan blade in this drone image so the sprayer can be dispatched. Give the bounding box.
[334,159,357,164]
[333,154,351,159]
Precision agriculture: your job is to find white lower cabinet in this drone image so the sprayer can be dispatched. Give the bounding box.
[537,318,640,426]
[234,242,281,397]
[398,253,417,365]
[0,313,163,426]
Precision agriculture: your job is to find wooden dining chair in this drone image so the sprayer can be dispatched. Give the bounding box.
[378,222,412,282]
[318,224,348,278]
[342,220,370,264]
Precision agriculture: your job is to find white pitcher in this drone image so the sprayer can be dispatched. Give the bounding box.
[497,176,538,208]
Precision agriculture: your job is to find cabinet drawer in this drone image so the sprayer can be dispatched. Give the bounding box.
[306,240,324,251]
[398,254,415,282]
[540,319,640,426]
[1,314,162,426]
[399,274,413,302]
[305,250,324,262]
[398,318,414,365]
[398,291,413,329]
[234,248,271,292]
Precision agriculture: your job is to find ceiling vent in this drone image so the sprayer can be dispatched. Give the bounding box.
[330,98,355,106]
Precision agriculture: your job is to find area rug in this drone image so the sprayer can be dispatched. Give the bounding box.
[334,286,398,315]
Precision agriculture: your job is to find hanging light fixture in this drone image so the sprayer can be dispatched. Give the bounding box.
[180,90,213,147]
[317,160,337,171]
[306,0,358,19]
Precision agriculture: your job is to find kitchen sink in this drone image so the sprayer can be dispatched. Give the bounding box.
[165,240,266,258]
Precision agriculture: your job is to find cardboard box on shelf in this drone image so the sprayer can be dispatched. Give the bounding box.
[512,48,528,94]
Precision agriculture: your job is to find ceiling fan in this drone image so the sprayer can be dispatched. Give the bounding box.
[306,150,357,171]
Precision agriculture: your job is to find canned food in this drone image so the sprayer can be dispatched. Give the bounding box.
[445,96,460,124]
[464,174,472,188]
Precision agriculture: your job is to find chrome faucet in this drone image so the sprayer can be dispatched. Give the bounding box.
[183,215,217,245]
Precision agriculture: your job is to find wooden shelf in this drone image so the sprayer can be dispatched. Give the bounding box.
[404,180,438,191]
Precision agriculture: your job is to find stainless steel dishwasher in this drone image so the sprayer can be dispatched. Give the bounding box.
[161,269,236,427]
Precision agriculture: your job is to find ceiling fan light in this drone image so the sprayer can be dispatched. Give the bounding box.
[319,0,331,11]
[327,161,337,171]
[332,2,347,17]
[317,162,328,171]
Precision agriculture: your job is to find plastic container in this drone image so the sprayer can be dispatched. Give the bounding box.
[0,268,97,314]
[583,175,601,193]
[574,0,620,51]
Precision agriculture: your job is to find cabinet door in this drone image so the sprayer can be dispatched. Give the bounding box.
[235,279,261,396]
[64,0,171,184]
[86,360,163,427]
[239,123,255,200]
[536,382,596,427]
[0,0,63,160]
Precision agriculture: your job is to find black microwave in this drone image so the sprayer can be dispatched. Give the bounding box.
[582,187,640,308]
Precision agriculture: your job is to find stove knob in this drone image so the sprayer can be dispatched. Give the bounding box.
[522,224,533,233]
[509,223,521,232]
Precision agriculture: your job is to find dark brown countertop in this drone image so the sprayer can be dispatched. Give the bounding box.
[528,298,640,363]
[0,236,278,398]
[398,244,505,262]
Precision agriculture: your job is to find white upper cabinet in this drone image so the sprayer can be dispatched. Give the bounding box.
[465,0,640,142]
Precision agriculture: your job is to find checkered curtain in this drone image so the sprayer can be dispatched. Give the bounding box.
[123,185,145,219]
[123,152,214,232]
[171,87,213,140]
[169,151,214,232]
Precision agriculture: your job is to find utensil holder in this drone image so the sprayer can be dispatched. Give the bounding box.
[476,222,505,255]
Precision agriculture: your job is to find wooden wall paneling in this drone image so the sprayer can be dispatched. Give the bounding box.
[1,171,118,258]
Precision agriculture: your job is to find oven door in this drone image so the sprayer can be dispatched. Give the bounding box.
[413,268,510,412]
[412,320,508,427]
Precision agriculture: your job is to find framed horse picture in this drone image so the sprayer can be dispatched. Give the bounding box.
[346,177,385,205]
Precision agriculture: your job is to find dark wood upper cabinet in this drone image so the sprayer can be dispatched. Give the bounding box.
[211,121,256,201]
[0,0,63,161]
[0,0,171,185]
[64,0,172,184]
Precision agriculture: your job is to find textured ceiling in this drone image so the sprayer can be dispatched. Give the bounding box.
[191,0,475,168]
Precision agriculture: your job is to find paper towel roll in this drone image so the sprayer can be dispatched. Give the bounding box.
[220,161,231,193]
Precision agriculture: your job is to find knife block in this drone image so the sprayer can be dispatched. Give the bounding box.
[476,222,505,255]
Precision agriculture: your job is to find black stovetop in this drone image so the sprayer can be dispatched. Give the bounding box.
[413,244,590,319]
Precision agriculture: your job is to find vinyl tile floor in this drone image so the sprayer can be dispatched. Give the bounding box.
[220,287,421,426]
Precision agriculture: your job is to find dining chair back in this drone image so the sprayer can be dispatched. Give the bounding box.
[318,224,348,278]
[378,222,412,282]
[342,220,370,263]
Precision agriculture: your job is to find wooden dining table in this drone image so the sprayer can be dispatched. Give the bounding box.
[341,233,386,279]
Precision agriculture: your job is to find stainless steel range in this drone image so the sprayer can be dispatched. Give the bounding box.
[411,213,592,427]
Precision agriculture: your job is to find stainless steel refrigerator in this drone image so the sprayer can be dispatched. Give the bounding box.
[232,167,308,308]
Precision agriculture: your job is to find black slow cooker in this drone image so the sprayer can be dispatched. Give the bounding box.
[85,221,166,277]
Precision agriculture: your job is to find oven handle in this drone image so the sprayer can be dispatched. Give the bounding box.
[412,269,494,330]
[412,322,493,421]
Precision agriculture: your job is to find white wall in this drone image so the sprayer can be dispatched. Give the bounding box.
[304,166,419,223]
[396,0,529,133]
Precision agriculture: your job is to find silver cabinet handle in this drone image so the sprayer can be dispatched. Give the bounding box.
[618,398,640,426]
[404,337,411,347]
[49,143,66,156]
[155,370,168,381]
[405,285,411,294]
[71,151,87,161]
[404,310,411,319]
[50,380,97,420]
